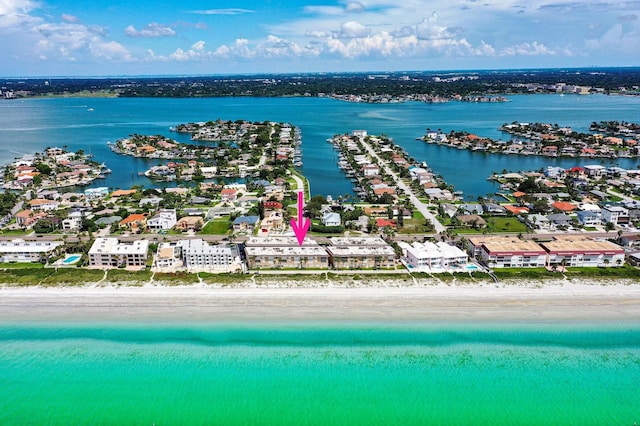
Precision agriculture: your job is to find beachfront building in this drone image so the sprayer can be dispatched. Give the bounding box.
[0,239,62,263]
[244,236,328,270]
[153,239,242,272]
[398,241,468,272]
[539,237,625,267]
[468,236,547,268]
[180,239,242,273]
[88,237,149,270]
[325,237,396,269]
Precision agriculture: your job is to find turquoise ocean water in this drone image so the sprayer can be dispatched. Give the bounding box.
[1,94,639,198]
[1,322,639,425]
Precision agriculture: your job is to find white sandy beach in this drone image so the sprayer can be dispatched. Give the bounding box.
[2,279,640,322]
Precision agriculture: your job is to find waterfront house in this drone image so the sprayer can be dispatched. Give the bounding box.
[84,187,109,200]
[110,189,137,198]
[88,238,148,270]
[28,199,59,212]
[321,212,341,227]
[220,189,238,203]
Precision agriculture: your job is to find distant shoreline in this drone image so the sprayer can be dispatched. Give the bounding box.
[2,279,639,323]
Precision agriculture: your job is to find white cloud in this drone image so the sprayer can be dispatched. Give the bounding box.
[500,41,556,56]
[90,41,133,61]
[61,14,79,23]
[339,21,370,38]
[304,1,365,15]
[415,13,455,40]
[125,23,176,37]
[187,9,253,15]
[585,24,640,53]
[0,0,40,29]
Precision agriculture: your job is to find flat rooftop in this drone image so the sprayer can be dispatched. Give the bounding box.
[481,238,546,255]
[540,238,624,254]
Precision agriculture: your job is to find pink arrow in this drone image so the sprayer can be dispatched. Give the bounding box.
[290,191,310,246]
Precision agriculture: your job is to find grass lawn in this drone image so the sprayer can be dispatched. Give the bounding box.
[1,262,45,269]
[486,216,527,233]
[0,229,30,236]
[201,219,230,235]
[397,217,434,234]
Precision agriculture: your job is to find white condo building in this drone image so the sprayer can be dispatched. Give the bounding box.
[399,241,468,272]
[153,239,242,273]
[88,238,148,269]
[0,239,62,263]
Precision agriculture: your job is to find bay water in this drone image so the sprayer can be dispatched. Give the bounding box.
[1,94,639,199]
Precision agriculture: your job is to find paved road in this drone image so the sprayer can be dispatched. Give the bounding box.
[358,137,446,233]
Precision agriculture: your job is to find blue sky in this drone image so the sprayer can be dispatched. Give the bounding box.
[1,0,639,76]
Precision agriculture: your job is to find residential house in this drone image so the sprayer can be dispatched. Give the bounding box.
[28,198,59,211]
[220,189,238,203]
[15,210,47,227]
[119,214,147,233]
[84,187,109,200]
[62,210,84,232]
[321,212,341,227]
[576,210,601,227]
[233,215,259,232]
[547,213,573,228]
[146,209,177,232]
[110,189,137,198]
[175,216,204,232]
[583,165,607,179]
[455,214,487,229]
[601,206,629,225]
[88,237,148,270]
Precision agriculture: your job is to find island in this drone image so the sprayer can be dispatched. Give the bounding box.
[421,120,640,159]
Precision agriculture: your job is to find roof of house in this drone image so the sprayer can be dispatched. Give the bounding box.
[233,215,259,225]
[111,189,137,197]
[120,214,146,225]
[552,201,577,212]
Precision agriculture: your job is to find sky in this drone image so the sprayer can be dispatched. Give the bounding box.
[1,0,639,76]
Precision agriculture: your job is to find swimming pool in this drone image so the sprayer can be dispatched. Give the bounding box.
[465,264,479,271]
[62,255,81,265]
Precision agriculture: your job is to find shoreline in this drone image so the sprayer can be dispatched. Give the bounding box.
[2,279,640,324]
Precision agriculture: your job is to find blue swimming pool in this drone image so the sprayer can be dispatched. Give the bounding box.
[62,255,81,265]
